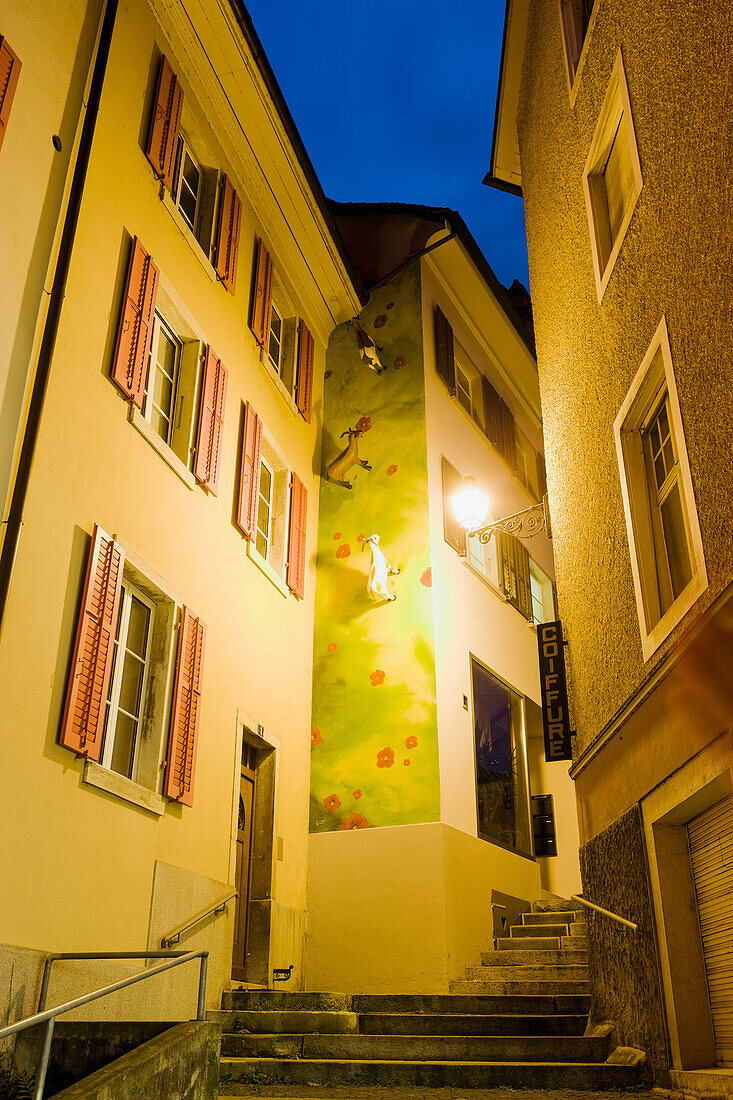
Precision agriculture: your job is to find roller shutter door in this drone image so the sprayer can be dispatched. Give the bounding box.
[688,794,733,1066]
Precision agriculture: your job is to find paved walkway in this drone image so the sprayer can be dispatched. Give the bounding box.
[218,1087,666,1099]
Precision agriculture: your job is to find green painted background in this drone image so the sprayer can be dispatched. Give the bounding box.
[310,264,440,833]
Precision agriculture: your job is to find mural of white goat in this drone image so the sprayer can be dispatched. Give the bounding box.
[326,426,372,489]
[346,318,385,374]
[363,534,400,602]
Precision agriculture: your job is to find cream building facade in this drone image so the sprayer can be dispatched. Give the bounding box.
[490,0,732,1091]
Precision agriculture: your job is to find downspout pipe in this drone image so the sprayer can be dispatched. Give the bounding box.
[0,0,118,638]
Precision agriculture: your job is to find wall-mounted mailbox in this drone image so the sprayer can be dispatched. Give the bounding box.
[531,793,557,856]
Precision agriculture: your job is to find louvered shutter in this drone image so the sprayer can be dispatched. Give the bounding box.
[434,306,456,394]
[497,532,532,619]
[287,473,307,598]
[111,237,159,408]
[164,607,205,806]
[59,525,124,760]
[250,238,273,347]
[536,451,548,498]
[194,346,227,494]
[295,320,314,423]
[145,55,183,190]
[0,37,21,153]
[237,403,262,539]
[499,396,517,471]
[214,175,241,294]
[482,375,503,450]
[442,458,466,554]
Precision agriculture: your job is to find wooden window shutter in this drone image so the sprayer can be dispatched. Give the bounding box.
[237,402,262,538]
[434,306,456,394]
[145,55,183,191]
[481,375,503,451]
[194,346,227,494]
[536,451,548,498]
[441,458,466,555]
[0,37,21,153]
[497,532,533,620]
[164,607,205,806]
[214,175,241,294]
[499,396,517,471]
[287,473,307,599]
[111,236,159,408]
[59,525,124,760]
[295,319,314,423]
[250,238,273,347]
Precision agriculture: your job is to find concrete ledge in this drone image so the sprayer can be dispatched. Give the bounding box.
[669,1067,733,1100]
[52,1021,220,1099]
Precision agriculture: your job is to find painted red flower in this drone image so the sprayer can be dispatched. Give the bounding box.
[405,736,418,749]
[387,464,398,476]
[386,302,394,310]
[394,355,406,369]
[336,543,351,558]
[377,747,395,768]
[420,567,432,587]
[327,642,338,653]
[370,669,385,686]
[403,759,411,766]
[357,533,366,543]
[324,793,341,813]
[373,314,387,328]
[353,789,362,799]
[340,812,370,831]
[333,532,341,540]
[311,728,322,747]
[355,416,371,432]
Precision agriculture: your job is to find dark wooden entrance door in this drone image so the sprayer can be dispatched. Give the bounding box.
[232,747,256,981]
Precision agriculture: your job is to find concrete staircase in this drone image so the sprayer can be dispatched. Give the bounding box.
[214,899,648,1093]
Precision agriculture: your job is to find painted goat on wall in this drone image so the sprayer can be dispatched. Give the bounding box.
[346,318,385,374]
[363,534,400,602]
[326,426,372,489]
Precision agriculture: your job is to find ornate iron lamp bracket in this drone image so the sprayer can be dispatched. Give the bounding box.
[470,496,551,544]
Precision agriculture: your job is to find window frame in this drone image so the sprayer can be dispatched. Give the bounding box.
[143,311,183,448]
[172,134,202,235]
[255,455,275,561]
[560,0,600,100]
[582,50,642,301]
[453,348,485,432]
[614,316,707,661]
[246,432,293,598]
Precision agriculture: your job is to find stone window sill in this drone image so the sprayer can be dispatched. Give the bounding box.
[246,541,289,598]
[160,187,217,283]
[129,406,196,491]
[83,760,166,816]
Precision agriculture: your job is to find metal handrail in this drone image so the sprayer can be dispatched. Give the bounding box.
[571,894,638,933]
[161,889,237,948]
[0,949,208,1100]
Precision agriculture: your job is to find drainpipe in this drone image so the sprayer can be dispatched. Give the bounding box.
[0,0,119,638]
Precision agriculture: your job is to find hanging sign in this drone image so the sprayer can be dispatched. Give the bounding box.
[536,621,572,762]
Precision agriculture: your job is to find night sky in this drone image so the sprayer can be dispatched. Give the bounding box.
[243,0,529,291]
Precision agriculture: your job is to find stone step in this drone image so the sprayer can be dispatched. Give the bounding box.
[357,1012,590,1036]
[569,922,588,936]
[482,949,588,966]
[222,990,351,1012]
[350,993,590,1015]
[218,1056,648,1090]
[464,964,589,982]
[497,934,561,950]
[510,923,569,938]
[522,910,584,925]
[449,979,590,997]
[532,897,586,913]
[208,1009,358,1034]
[220,1032,613,1063]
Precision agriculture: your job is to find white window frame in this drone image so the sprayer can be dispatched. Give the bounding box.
[467,531,500,590]
[614,316,707,661]
[453,349,485,432]
[267,303,284,376]
[101,579,156,782]
[246,433,292,598]
[529,559,554,625]
[255,455,275,561]
[173,135,202,235]
[143,312,182,448]
[583,51,643,302]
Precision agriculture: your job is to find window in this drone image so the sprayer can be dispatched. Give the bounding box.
[583,52,642,300]
[560,0,595,86]
[101,580,155,780]
[529,560,555,625]
[0,36,22,154]
[467,531,500,587]
[614,317,707,660]
[268,304,283,375]
[143,313,181,446]
[454,355,486,431]
[472,659,532,856]
[173,136,201,234]
[256,457,275,560]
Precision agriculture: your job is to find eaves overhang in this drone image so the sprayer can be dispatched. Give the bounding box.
[484,0,529,196]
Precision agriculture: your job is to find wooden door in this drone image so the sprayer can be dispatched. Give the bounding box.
[232,746,256,980]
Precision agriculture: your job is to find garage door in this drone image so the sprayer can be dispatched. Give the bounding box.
[688,794,733,1067]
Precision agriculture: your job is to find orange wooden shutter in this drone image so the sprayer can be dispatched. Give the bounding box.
[111,237,159,408]
[145,55,183,190]
[0,37,21,153]
[295,320,314,423]
[250,238,273,347]
[237,403,262,538]
[287,473,307,598]
[214,175,241,294]
[194,346,227,494]
[434,306,456,394]
[164,607,205,806]
[59,525,124,760]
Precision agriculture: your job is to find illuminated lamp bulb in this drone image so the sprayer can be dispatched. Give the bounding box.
[450,478,491,531]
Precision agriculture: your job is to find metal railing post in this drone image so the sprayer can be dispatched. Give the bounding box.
[33,1017,55,1100]
[37,955,57,1014]
[197,954,208,1021]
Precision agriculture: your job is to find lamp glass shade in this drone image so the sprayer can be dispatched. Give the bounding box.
[451,482,490,530]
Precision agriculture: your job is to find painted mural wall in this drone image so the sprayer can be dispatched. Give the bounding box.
[310,264,440,832]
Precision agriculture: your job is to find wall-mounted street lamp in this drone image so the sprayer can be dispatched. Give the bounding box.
[450,477,552,542]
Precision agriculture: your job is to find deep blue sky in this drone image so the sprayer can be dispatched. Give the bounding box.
[244,0,529,290]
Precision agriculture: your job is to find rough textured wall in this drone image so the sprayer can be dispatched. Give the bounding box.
[517,0,733,756]
[310,264,439,831]
[579,804,668,1084]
